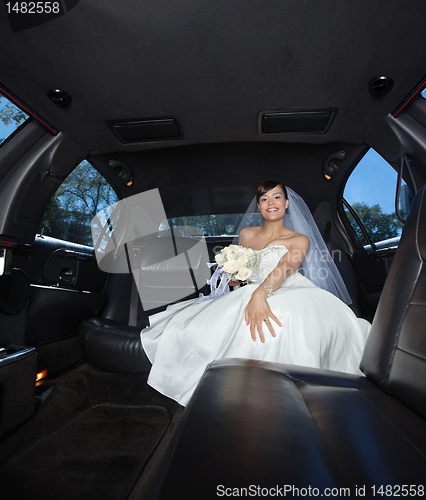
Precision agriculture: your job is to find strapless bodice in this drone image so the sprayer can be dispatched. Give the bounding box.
[254,245,288,282]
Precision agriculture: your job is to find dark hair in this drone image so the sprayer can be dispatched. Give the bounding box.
[256,180,288,203]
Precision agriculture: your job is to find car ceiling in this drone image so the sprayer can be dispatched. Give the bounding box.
[1,1,426,215]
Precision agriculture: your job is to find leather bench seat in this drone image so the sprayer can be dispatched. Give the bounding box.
[78,318,151,374]
[145,359,426,498]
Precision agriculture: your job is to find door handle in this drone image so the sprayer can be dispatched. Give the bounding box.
[59,268,75,284]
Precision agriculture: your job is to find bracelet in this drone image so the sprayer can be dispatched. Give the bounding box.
[262,283,274,298]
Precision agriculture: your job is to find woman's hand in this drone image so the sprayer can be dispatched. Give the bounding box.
[244,287,282,343]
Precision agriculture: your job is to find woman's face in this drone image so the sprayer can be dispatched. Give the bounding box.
[257,185,288,220]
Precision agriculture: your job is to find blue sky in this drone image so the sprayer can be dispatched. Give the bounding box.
[0,113,17,136]
[0,119,18,140]
[0,95,28,142]
[343,149,400,214]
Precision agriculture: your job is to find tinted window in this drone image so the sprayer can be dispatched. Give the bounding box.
[39,160,119,246]
[0,93,29,145]
[343,149,411,246]
[159,214,253,237]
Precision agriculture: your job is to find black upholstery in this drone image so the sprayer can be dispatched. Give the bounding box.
[360,186,426,418]
[126,234,209,311]
[330,241,364,317]
[0,346,37,437]
[78,318,151,374]
[144,360,426,499]
[140,186,426,498]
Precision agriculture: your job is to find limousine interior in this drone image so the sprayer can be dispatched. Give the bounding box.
[1,1,426,498]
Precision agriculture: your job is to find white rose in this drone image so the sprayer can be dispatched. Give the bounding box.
[236,267,252,281]
[223,247,233,258]
[236,258,247,268]
[223,260,237,274]
[215,253,225,265]
[239,247,253,258]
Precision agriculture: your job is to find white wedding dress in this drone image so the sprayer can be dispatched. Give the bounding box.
[141,245,370,406]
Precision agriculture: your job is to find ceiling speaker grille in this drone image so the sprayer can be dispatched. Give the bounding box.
[110,118,182,143]
[259,110,336,135]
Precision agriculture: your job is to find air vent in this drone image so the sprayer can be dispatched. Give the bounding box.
[110,118,182,143]
[259,110,336,135]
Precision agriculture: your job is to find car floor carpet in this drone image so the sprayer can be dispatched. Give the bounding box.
[0,404,170,500]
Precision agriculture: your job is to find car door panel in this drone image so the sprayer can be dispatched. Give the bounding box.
[351,246,397,318]
[32,236,107,289]
[43,248,106,291]
[28,235,108,374]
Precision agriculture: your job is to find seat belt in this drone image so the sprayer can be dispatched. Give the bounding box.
[324,220,332,254]
[125,243,140,327]
[128,276,139,327]
[395,155,417,224]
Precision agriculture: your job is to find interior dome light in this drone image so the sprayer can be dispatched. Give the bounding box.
[368,76,394,96]
[47,89,72,107]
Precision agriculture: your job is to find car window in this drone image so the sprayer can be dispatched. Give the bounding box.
[159,214,258,238]
[0,92,29,146]
[38,160,119,246]
[343,149,413,247]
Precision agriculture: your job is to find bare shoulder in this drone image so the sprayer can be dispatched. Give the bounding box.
[238,226,261,245]
[287,232,310,253]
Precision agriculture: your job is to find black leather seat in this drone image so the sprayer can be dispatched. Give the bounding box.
[78,318,151,374]
[79,235,209,373]
[139,186,426,498]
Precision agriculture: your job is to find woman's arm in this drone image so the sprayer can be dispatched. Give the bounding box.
[244,235,310,343]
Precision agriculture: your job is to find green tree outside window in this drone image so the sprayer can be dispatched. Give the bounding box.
[39,161,119,246]
[344,202,403,246]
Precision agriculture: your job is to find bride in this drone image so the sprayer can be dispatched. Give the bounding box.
[141,180,370,406]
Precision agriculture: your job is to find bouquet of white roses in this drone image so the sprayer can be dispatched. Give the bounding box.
[214,244,260,283]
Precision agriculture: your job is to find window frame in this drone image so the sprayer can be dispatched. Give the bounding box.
[338,148,414,253]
